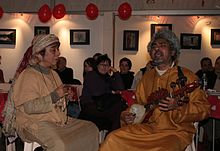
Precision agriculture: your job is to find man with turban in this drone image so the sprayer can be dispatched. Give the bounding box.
[11,34,99,151]
[99,30,210,151]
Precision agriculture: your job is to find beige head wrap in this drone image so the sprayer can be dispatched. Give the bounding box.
[32,34,60,54]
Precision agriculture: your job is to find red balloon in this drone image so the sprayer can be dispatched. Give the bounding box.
[0,6,4,19]
[53,4,66,19]
[118,2,132,20]
[86,3,99,20]
[38,4,52,23]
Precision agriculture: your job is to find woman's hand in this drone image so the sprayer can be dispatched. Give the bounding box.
[121,110,136,125]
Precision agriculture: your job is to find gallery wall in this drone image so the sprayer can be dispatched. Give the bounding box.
[0,12,220,83]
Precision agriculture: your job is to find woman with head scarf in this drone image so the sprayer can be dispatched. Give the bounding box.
[9,34,99,151]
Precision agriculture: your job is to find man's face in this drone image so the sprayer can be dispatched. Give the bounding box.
[149,38,173,66]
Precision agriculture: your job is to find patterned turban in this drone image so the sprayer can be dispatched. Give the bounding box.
[32,34,60,54]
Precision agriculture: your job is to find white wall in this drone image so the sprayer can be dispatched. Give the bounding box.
[114,15,220,74]
[0,13,104,82]
[0,13,220,83]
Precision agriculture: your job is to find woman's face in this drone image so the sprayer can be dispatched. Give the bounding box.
[97,61,110,75]
[119,61,130,74]
[39,43,60,68]
[84,62,93,73]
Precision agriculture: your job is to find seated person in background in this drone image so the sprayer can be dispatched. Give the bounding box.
[55,56,81,85]
[213,56,220,91]
[196,57,217,89]
[0,69,5,83]
[202,56,220,150]
[131,60,154,89]
[83,57,96,78]
[11,34,99,151]
[100,30,210,151]
[79,54,127,132]
[119,57,134,89]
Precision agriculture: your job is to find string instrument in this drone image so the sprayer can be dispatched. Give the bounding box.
[130,80,200,124]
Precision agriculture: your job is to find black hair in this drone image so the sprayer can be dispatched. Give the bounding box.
[83,57,96,77]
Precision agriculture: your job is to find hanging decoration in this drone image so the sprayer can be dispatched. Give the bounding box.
[0,6,4,19]
[118,2,132,20]
[86,3,99,20]
[38,4,52,23]
[53,4,66,19]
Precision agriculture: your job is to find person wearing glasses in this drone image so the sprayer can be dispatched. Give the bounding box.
[79,54,127,133]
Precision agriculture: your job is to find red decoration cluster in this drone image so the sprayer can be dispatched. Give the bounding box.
[118,2,132,20]
[86,3,99,20]
[0,6,4,18]
[36,2,133,23]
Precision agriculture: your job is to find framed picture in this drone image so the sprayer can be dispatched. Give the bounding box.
[180,33,202,50]
[211,29,220,45]
[70,29,90,45]
[123,30,139,51]
[151,24,172,38]
[0,29,16,45]
[34,26,50,36]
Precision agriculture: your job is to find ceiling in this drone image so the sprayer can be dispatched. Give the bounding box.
[0,0,220,14]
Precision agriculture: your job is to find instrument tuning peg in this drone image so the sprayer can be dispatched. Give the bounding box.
[170,82,176,89]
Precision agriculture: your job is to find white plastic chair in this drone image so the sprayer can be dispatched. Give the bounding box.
[23,142,41,151]
[185,122,199,151]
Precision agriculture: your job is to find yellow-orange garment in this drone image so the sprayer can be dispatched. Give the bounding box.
[13,65,99,151]
[100,66,210,151]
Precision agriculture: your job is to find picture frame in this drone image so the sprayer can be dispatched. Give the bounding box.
[0,29,16,45]
[34,26,50,36]
[70,29,90,45]
[151,24,172,38]
[123,30,139,51]
[211,29,220,45]
[180,33,202,50]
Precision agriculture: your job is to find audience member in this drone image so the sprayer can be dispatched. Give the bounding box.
[196,57,217,89]
[9,34,99,151]
[83,57,96,78]
[131,60,154,89]
[213,56,220,91]
[0,69,5,83]
[119,57,134,89]
[100,30,210,151]
[79,54,127,132]
[55,56,81,85]
[202,56,220,151]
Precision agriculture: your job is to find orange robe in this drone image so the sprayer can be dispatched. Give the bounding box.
[13,65,99,151]
[100,66,210,151]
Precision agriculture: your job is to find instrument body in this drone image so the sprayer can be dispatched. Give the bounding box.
[130,80,200,124]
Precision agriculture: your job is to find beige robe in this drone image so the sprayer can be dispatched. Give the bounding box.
[13,65,99,151]
[100,66,210,151]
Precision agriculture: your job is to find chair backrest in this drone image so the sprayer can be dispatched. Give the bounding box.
[185,122,199,151]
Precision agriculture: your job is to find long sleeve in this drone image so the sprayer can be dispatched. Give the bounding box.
[110,71,124,90]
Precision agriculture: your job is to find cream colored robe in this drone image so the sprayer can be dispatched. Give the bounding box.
[100,66,210,151]
[13,65,99,151]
